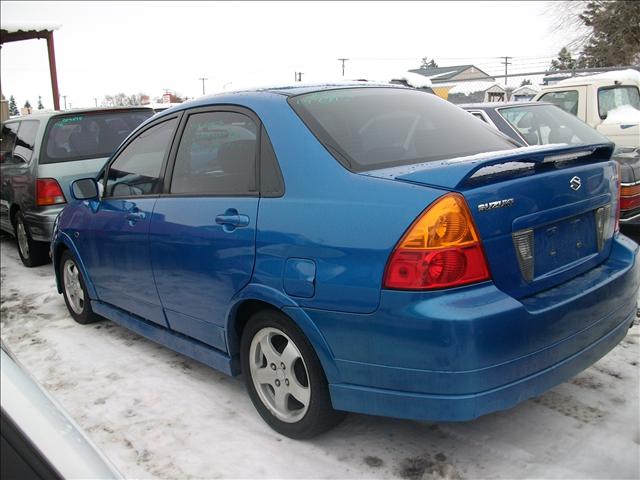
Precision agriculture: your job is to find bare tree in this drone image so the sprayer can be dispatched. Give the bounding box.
[544,1,591,50]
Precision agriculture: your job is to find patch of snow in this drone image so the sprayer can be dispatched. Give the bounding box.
[0,235,638,479]
[585,69,640,85]
[0,23,61,32]
[602,105,640,125]
[392,72,432,89]
[556,69,640,87]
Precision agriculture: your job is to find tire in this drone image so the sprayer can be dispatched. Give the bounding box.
[59,250,101,324]
[241,309,345,439]
[14,211,49,267]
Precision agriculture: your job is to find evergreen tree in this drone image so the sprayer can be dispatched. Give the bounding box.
[520,79,532,87]
[550,47,577,71]
[578,0,640,67]
[9,95,19,116]
[37,96,44,110]
[24,100,32,110]
[420,57,439,69]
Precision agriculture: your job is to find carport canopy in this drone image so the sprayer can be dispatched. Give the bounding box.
[0,23,62,111]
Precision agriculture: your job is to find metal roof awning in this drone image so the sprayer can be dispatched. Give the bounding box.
[0,23,62,112]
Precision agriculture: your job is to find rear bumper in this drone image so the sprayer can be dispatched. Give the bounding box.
[24,206,64,242]
[329,308,634,421]
[310,234,639,421]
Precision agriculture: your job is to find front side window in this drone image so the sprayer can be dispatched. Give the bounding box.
[13,120,39,164]
[171,111,258,195]
[597,86,640,119]
[42,110,154,164]
[498,104,609,146]
[105,118,177,197]
[289,88,516,172]
[538,90,579,116]
[0,123,19,164]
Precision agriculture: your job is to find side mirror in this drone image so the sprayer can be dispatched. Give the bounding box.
[71,178,99,201]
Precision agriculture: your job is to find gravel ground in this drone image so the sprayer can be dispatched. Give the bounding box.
[1,234,639,479]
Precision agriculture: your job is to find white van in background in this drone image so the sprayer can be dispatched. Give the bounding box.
[533,69,640,148]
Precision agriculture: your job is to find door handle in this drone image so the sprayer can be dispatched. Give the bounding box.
[215,209,250,230]
[215,214,250,227]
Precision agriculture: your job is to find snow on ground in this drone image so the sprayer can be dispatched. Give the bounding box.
[1,234,639,479]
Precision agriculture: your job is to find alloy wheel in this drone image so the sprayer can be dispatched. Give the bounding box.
[249,327,311,423]
[63,259,84,315]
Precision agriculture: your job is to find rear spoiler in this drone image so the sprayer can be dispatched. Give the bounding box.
[364,143,615,190]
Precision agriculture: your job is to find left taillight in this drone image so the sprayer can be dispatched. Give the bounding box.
[36,178,66,206]
[383,193,491,290]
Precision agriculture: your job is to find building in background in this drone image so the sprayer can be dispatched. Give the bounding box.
[511,85,540,102]
[410,64,507,103]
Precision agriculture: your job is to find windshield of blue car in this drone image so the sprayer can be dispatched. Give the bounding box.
[498,104,610,147]
[41,110,154,164]
[288,87,518,172]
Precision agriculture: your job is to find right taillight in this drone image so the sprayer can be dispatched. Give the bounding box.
[620,183,640,211]
[383,193,491,290]
[36,178,66,206]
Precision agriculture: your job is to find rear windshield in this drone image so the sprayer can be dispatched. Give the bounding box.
[498,104,610,146]
[42,110,154,164]
[288,88,516,172]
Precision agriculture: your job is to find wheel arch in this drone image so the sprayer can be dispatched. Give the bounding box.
[9,204,20,229]
[52,233,97,299]
[225,285,339,382]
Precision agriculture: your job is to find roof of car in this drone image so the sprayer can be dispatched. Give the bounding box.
[459,101,550,109]
[4,106,155,122]
[152,82,415,118]
[235,81,409,96]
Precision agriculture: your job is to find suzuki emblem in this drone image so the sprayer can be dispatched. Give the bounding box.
[570,176,581,191]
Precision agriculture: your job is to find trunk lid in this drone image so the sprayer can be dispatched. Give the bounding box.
[37,156,109,202]
[364,143,618,299]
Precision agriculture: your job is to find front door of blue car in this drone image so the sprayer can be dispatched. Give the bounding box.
[82,117,179,327]
[149,109,262,351]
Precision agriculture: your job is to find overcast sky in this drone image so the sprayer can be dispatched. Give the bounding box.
[1,1,573,109]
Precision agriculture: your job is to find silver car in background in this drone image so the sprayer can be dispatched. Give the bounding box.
[0,107,154,267]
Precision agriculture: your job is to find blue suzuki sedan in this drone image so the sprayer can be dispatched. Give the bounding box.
[51,84,639,438]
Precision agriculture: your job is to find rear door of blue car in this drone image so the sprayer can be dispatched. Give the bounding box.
[149,107,266,351]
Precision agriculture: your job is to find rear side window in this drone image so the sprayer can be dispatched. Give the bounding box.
[12,121,39,164]
[289,88,515,172]
[105,118,177,197]
[171,111,258,195]
[598,86,640,119]
[42,110,154,164]
[1,123,19,164]
[538,90,579,115]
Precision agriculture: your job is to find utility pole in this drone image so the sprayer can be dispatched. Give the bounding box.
[198,77,208,95]
[62,95,67,110]
[94,98,98,107]
[501,56,512,86]
[337,58,349,77]
[295,72,304,82]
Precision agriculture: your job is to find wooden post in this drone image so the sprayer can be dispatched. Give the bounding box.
[46,31,60,110]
